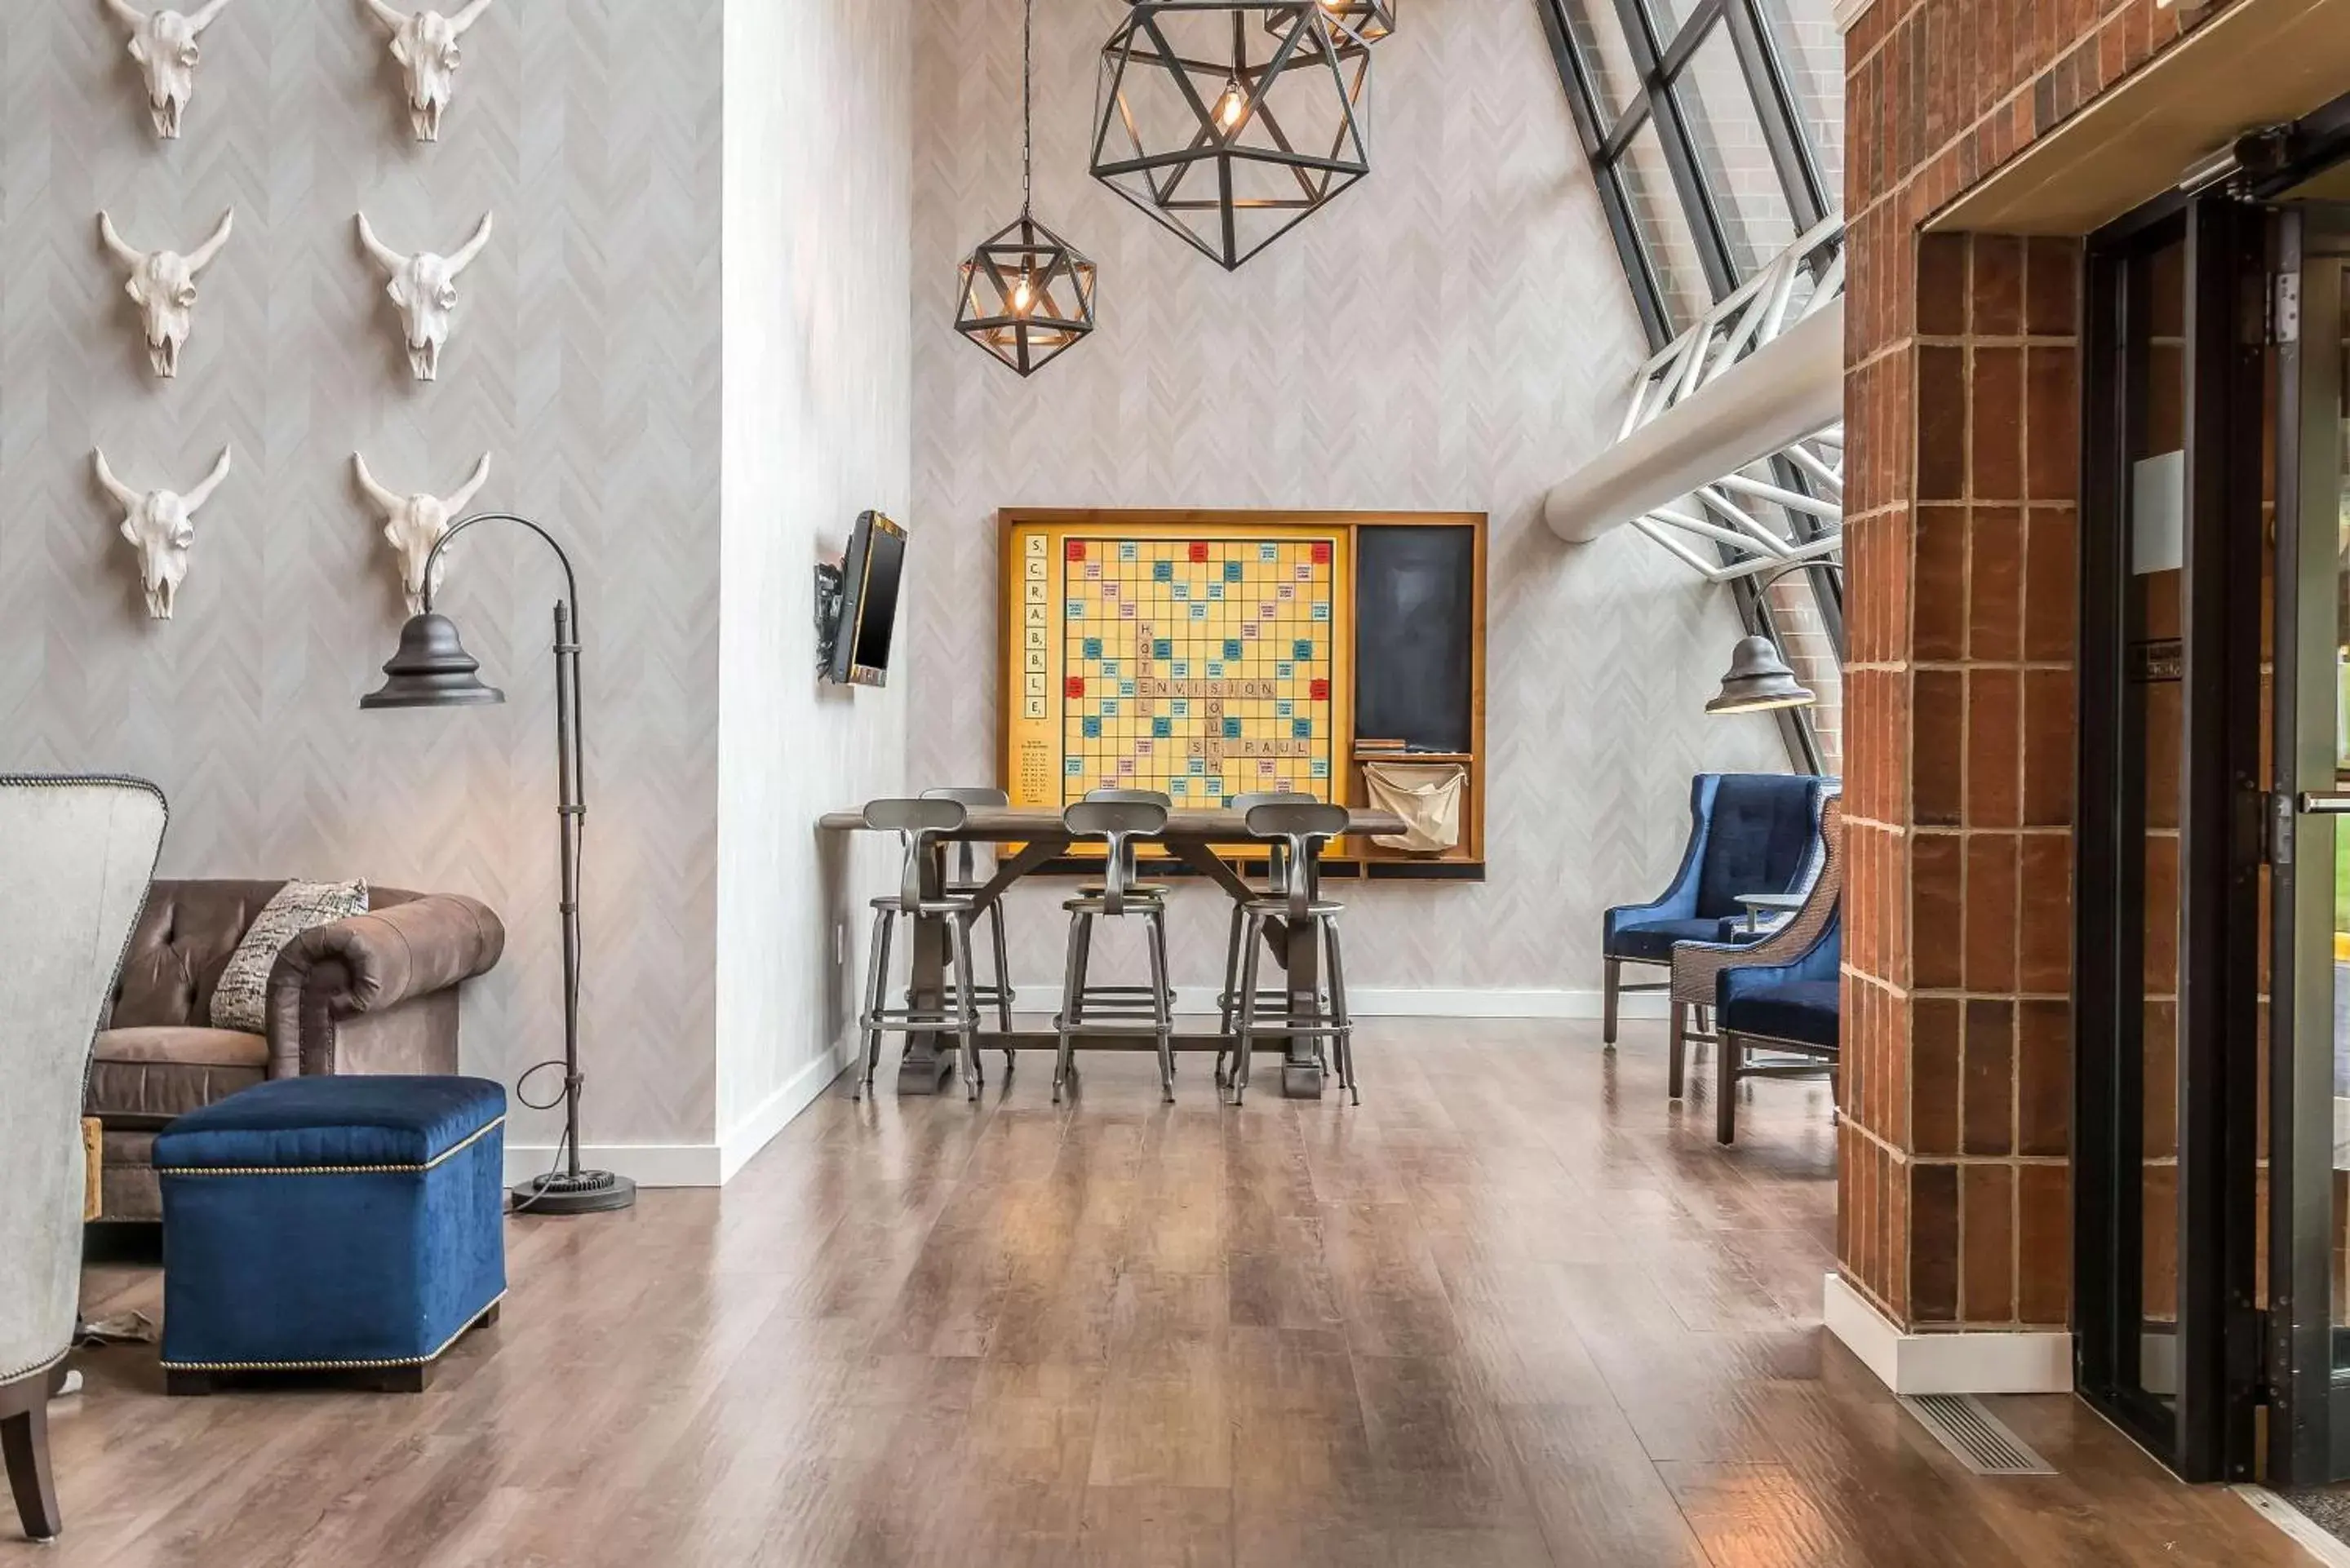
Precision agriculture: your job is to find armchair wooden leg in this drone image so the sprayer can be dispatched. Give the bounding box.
[1668,1003,1687,1100]
[1603,958,1621,1048]
[0,1370,60,1542]
[1717,1032,1741,1145]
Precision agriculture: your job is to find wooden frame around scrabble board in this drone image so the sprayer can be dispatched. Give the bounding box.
[997,508,1487,875]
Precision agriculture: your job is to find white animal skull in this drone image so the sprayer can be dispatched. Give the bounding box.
[357,211,492,381]
[97,209,233,379]
[101,0,230,140]
[94,445,232,621]
[361,0,492,142]
[353,451,491,615]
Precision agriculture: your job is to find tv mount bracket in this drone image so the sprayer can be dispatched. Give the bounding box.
[814,560,845,678]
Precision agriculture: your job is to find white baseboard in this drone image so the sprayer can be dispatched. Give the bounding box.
[501,1043,855,1190]
[1009,984,1668,1022]
[2235,1487,2350,1567]
[716,1040,854,1184]
[1823,1274,2073,1395]
[1355,987,1668,1021]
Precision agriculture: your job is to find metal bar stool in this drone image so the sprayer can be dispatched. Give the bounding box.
[1053,799,1176,1105]
[921,786,1017,1073]
[1230,802,1356,1107]
[1216,791,1319,1086]
[1072,788,1177,1024]
[854,799,982,1103]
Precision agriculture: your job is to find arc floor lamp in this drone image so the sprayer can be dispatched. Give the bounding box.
[1708,557,1846,716]
[360,512,635,1216]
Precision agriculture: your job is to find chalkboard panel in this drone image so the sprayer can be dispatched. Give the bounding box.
[1354,526,1475,754]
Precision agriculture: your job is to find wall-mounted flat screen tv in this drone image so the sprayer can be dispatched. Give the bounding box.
[829,511,907,687]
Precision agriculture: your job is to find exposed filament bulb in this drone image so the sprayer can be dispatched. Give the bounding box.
[1216,79,1247,131]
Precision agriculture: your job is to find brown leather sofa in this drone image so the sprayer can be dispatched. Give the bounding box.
[88,880,505,1220]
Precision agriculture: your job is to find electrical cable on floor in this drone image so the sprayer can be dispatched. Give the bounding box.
[505,1056,574,1215]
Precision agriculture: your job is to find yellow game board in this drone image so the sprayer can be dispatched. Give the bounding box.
[1003,518,1354,811]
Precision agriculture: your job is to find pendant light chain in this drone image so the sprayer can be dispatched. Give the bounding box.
[952,0,1097,375]
[1020,0,1035,219]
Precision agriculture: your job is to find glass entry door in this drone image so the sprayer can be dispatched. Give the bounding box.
[2076,195,2269,1484]
[2269,202,2350,1486]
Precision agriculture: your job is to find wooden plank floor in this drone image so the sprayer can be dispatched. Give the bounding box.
[4,1019,2324,1567]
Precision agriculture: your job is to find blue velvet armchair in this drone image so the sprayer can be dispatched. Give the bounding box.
[1714,905,1841,1145]
[1602,773,1829,1045]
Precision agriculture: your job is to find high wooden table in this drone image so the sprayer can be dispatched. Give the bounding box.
[818,805,1407,1099]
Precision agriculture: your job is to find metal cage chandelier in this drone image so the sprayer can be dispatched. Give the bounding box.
[1275,0,1396,53]
[956,0,1099,377]
[1092,2,1373,272]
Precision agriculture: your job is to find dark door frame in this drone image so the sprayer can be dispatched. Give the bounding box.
[2268,202,2350,1489]
[2073,194,2268,1485]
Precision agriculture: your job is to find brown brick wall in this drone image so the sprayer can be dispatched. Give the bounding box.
[1837,0,2242,1331]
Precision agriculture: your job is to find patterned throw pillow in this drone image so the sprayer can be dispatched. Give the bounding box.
[207,879,369,1034]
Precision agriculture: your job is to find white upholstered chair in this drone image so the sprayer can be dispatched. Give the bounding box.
[1,776,167,1543]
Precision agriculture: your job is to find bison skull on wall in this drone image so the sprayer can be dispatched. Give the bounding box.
[94,445,232,621]
[357,210,492,381]
[98,209,233,379]
[360,0,492,143]
[101,0,230,140]
[354,451,492,616]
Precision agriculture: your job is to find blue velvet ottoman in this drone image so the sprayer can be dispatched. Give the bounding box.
[156,1075,507,1394]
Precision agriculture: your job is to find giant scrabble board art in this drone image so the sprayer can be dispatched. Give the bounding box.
[1003,518,1353,809]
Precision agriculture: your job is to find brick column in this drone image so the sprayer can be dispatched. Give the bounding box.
[1835,0,2247,1358]
[1842,233,2079,1331]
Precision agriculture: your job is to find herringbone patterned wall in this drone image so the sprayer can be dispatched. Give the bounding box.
[0,0,727,1150]
[908,0,1789,998]
[716,0,913,1144]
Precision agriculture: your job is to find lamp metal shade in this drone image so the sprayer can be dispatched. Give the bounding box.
[1706,634,1816,715]
[359,612,506,709]
[1092,2,1372,271]
[956,214,1100,376]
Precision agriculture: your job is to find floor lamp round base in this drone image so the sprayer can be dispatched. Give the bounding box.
[510,1169,637,1216]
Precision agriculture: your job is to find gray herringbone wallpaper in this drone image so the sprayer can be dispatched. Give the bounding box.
[907,0,1789,997]
[715,0,912,1141]
[0,0,727,1149]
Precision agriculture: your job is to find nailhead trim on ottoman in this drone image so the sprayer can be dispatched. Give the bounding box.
[156,1076,508,1389]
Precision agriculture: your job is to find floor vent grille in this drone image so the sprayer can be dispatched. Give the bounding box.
[1898,1393,2057,1477]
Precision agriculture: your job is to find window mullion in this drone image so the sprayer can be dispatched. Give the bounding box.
[1535,0,1675,348]
[1616,0,1737,302]
[1541,0,1615,157]
[1603,165,1676,350]
[1655,0,1728,76]
[1599,100,1652,161]
[1723,0,1832,229]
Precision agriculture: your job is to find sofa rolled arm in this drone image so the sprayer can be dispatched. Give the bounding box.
[265,896,504,1076]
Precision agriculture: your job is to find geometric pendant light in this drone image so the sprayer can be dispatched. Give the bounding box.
[1274,0,1396,52]
[1091,2,1373,272]
[956,0,1100,377]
